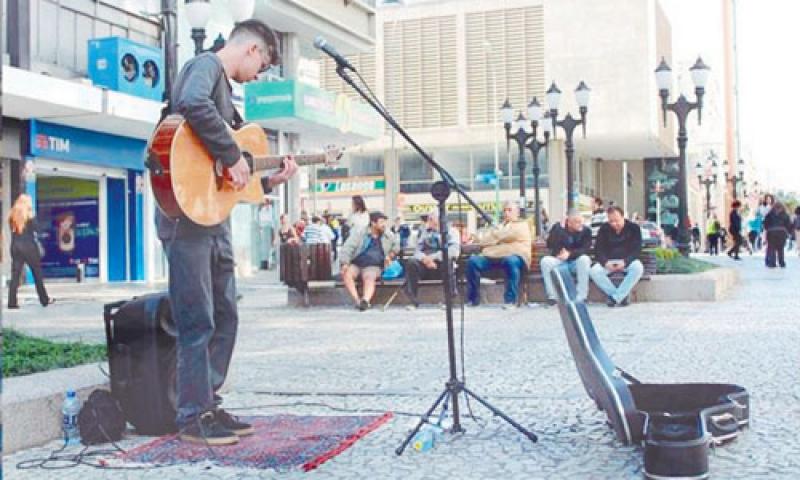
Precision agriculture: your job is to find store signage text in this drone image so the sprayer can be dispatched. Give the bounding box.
[35,134,70,153]
[314,178,385,194]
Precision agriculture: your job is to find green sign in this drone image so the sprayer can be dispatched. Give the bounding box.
[314,178,385,194]
[245,80,382,139]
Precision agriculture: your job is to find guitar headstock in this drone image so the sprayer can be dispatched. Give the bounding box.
[323,145,344,167]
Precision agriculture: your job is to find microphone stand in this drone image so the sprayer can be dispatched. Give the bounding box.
[333,64,538,455]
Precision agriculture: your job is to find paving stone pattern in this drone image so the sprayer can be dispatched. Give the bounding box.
[4,255,800,478]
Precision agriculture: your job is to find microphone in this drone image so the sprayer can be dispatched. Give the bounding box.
[314,36,355,71]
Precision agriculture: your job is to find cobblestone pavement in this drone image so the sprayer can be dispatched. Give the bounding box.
[4,255,800,479]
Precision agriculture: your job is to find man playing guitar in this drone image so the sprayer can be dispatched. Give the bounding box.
[156,19,298,445]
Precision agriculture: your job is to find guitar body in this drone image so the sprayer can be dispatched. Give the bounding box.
[148,115,267,226]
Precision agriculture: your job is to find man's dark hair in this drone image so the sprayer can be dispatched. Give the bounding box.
[369,211,388,224]
[606,205,624,217]
[312,216,321,223]
[229,19,281,66]
[594,197,603,207]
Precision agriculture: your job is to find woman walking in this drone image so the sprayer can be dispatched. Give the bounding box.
[727,200,743,260]
[763,201,792,268]
[348,195,369,231]
[278,213,299,245]
[7,194,53,309]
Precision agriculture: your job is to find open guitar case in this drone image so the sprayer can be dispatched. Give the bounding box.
[550,268,749,479]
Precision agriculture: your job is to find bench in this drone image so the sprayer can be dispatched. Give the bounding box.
[281,240,657,307]
[279,243,332,306]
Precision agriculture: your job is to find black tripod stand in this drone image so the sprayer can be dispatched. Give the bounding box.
[331,63,538,455]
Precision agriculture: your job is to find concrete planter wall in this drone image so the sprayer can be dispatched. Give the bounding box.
[635,267,739,302]
[3,363,109,454]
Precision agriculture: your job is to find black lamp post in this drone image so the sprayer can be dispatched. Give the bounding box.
[723,158,745,199]
[500,98,553,231]
[501,106,532,219]
[185,0,255,55]
[695,151,720,220]
[161,0,178,103]
[547,81,591,211]
[655,56,710,255]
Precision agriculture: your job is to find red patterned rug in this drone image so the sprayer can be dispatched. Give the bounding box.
[116,413,392,472]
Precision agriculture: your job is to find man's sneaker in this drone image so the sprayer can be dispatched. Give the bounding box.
[606,296,617,308]
[546,299,558,307]
[359,299,370,311]
[502,303,518,310]
[619,296,630,307]
[179,411,239,446]
[405,304,418,311]
[216,408,255,436]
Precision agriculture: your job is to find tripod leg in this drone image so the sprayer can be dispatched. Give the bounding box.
[461,386,538,443]
[395,389,450,456]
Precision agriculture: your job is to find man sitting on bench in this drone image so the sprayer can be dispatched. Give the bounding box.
[541,209,592,305]
[466,201,532,309]
[589,206,643,307]
[340,211,399,311]
[404,213,460,310]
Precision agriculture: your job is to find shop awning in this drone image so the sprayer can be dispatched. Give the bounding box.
[244,80,383,147]
[2,66,162,140]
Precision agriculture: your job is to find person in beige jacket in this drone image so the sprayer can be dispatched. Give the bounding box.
[466,201,532,308]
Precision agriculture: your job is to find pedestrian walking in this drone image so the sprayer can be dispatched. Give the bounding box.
[727,200,743,260]
[794,206,800,256]
[763,201,792,268]
[706,215,720,255]
[7,194,54,309]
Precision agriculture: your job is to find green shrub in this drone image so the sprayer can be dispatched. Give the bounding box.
[656,255,716,274]
[3,329,107,377]
[653,247,679,261]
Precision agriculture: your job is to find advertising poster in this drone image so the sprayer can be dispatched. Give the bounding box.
[36,177,100,278]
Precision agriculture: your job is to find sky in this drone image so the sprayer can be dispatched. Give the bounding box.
[660,0,800,193]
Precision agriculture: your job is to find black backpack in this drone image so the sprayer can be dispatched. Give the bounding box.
[77,389,127,446]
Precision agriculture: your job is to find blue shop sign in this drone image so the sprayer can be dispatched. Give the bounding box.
[28,120,146,171]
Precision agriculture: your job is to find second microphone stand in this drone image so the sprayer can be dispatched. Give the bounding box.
[334,65,538,455]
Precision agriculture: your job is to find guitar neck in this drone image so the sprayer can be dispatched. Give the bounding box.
[252,154,326,172]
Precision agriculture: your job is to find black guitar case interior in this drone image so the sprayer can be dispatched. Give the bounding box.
[551,268,749,479]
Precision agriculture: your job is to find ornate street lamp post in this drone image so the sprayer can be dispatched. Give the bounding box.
[501,97,554,230]
[185,0,255,55]
[695,151,721,220]
[547,81,591,211]
[655,56,710,255]
[723,158,745,199]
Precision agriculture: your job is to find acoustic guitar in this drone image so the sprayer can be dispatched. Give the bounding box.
[146,114,340,226]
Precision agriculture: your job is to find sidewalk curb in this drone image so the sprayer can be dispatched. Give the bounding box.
[3,363,109,454]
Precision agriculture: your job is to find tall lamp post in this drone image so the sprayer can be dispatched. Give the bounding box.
[185,0,256,55]
[695,151,720,220]
[655,56,710,255]
[500,98,553,232]
[502,106,532,219]
[723,158,745,199]
[547,81,591,211]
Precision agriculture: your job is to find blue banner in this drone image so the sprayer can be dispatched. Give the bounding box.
[29,120,146,171]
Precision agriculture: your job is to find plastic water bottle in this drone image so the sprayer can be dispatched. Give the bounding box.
[62,390,81,445]
[412,424,443,452]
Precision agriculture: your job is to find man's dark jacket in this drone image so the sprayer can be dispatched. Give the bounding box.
[729,210,742,235]
[546,223,592,260]
[594,220,642,267]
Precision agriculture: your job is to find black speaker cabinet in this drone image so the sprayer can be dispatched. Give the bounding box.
[104,292,177,436]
